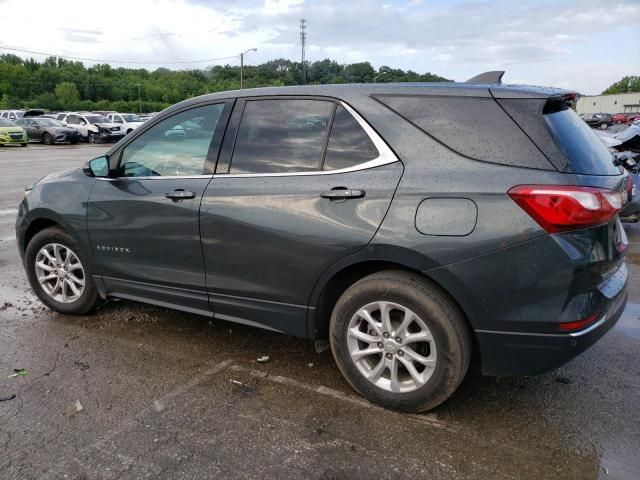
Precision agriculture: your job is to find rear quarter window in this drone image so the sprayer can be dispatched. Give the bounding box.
[373,94,555,170]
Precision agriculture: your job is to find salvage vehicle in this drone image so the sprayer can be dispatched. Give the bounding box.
[582,113,614,129]
[612,113,630,124]
[0,110,25,122]
[106,113,144,134]
[16,73,629,412]
[16,117,80,145]
[62,112,125,143]
[0,118,28,146]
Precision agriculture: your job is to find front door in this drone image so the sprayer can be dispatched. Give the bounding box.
[200,98,403,335]
[87,101,232,315]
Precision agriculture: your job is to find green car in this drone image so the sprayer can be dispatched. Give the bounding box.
[0,118,28,146]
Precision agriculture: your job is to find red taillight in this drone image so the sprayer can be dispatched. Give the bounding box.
[558,312,601,332]
[508,185,624,233]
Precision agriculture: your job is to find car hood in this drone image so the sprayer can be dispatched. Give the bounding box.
[94,122,120,128]
[41,167,80,183]
[0,127,25,134]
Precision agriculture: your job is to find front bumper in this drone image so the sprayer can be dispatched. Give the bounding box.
[0,134,27,144]
[98,131,125,142]
[476,264,628,376]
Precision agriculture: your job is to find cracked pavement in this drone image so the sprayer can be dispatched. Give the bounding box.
[1,144,639,479]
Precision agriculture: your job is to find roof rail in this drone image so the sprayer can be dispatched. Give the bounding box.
[466,71,505,84]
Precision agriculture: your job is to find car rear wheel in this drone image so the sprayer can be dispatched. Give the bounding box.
[20,143,27,147]
[600,122,608,130]
[43,133,53,145]
[329,270,471,412]
[25,227,100,315]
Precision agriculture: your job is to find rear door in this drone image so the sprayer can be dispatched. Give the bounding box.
[200,97,403,335]
[87,101,232,315]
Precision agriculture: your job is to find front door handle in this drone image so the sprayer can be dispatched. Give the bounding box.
[321,188,366,200]
[165,189,196,201]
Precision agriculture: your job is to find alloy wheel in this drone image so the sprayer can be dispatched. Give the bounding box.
[34,243,85,304]
[347,301,437,393]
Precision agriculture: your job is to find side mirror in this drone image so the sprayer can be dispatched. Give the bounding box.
[80,121,87,126]
[83,156,110,178]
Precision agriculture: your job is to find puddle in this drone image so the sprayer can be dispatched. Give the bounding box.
[615,302,640,339]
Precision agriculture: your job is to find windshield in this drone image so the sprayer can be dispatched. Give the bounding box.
[122,114,142,122]
[544,108,619,175]
[15,111,24,118]
[37,119,64,127]
[85,115,108,124]
[0,118,16,127]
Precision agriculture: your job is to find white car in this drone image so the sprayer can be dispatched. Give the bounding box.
[0,110,25,121]
[106,113,145,134]
[62,112,125,143]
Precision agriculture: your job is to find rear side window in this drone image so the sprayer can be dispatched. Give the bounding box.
[323,105,378,171]
[230,99,333,174]
[374,95,554,170]
[543,108,619,175]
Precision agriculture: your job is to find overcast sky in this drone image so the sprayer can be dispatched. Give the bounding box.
[1,0,638,94]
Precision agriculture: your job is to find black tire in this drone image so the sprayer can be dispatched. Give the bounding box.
[25,227,100,315]
[329,270,471,412]
[20,143,28,147]
[88,132,99,143]
[70,140,78,145]
[43,133,53,145]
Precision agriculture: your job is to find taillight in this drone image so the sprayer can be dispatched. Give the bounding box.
[508,185,624,233]
[558,311,601,332]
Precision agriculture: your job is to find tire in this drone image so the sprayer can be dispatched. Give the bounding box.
[600,122,608,130]
[127,129,133,134]
[25,227,100,315]
[70,140,78,145]
[88,132,96,143]
[43,133,53,145]
[20,143,28,147]
[329,270,471,412]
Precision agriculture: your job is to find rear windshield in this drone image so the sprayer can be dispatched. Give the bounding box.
[544,108,619,175]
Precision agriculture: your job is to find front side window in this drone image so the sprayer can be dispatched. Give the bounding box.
[66,115,78,125]
[119,103,224,177]
[323,105,379,171]
[230,99,334,174]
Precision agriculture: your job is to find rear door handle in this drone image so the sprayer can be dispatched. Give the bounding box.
[165,189,196,200]
[321,188,366,200]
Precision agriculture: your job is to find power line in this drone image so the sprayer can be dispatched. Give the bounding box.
[0,45,241,65]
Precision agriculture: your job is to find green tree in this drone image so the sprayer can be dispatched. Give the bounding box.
[602,76,640,95]
[54,81,80,108]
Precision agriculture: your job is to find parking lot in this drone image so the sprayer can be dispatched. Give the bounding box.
[0,144,639,479]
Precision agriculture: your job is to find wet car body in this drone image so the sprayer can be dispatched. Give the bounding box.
[16,80,629,409]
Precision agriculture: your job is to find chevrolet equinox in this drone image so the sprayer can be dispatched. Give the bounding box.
[16,73,629,412]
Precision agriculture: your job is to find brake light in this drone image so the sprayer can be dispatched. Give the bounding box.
[508,185,623,233]
[558,312,601,332]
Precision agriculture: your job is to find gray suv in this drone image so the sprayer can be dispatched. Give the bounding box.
[16,75,629,412]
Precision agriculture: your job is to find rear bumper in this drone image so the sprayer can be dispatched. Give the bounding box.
[476,266,628,376]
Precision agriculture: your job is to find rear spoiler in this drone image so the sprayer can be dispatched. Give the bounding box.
[466,71,505,84]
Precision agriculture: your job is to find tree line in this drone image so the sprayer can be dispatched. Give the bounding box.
[0,54,450,113]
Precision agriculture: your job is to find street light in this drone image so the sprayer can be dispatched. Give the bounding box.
[240,48,258,90]
[374,71,387,83]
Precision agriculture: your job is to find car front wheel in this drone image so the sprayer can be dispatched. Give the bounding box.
[25,227,100,315]
[330,270,471,412]
[600,122,608,130]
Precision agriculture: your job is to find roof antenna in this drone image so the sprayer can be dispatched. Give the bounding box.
[466,71,505,84]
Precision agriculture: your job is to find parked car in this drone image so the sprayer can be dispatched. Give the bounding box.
[0,118,28,146]
[16,117,80,145]
[22,109,46,118]
[612,113,630,124]
[0,110,25,122]
[15,76,629,412]
[62,112,125,143]
[582,113,614,129]
[106,113,144,134]
[92,111,116,117]
[627,114,640,124]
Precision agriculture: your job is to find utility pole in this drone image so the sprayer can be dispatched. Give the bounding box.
[136,84,141,113]
[240,48,258,90]
[300,18,306,84]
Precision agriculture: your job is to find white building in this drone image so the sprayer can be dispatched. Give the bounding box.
[576,93,640,115]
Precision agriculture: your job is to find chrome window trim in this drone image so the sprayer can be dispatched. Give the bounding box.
[99,100,399,181]
[217,100,398,178]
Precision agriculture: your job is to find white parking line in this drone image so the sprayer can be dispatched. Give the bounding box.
[0,209,18,216]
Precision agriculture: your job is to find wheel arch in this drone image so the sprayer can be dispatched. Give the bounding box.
[307,247,477,349]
